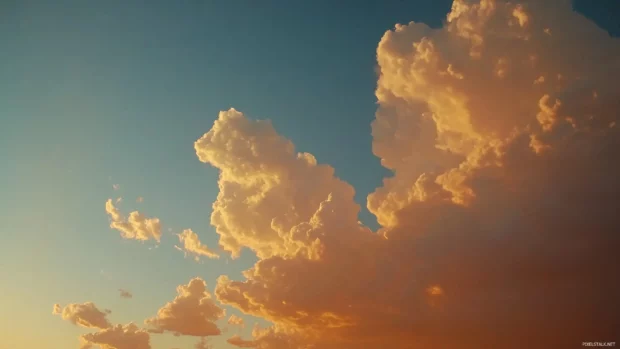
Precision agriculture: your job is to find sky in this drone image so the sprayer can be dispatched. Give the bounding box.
[1,1,619,349]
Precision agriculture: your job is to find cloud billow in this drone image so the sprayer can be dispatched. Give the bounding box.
[194,1,620,348]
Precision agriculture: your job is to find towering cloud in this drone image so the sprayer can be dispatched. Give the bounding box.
[52,302,112,330]
[145,278,225,337]
[176,229,220,261]
[194,108,360,260]
[79,323,151,349]
[196,1,620,348]
[105,199,162,242]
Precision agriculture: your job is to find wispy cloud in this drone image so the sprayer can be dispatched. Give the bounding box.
[175,229,220,261]
[105,199,162,242]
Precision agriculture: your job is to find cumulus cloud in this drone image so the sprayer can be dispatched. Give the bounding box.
[118,289,133,299]
[105,199,162,242]
[196,1,620,347]
[227,314,245,327]
[145,278,225,337]
[79,323,150,349]
[176,229,220,261]
[194,108,358,260]
[53,302,112,329]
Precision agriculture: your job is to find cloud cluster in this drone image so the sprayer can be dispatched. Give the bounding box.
[145,277,225,337]
[194,1,620,347]
[176,229,220,261]
[79,323,151,349]
[105,199,162,242]
[52,302,112,330]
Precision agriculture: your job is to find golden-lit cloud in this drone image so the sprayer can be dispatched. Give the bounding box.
[227,314,245,328]
[176,229,220,261]
[118,289,133,299]
[194,108,359,260]
[195,1,620,347]
[53,302,112,329]
[79,323,150,349]
[227,335,254,348]
[145,278,225,337]
[51,1,620,348]
[105,199,162,242]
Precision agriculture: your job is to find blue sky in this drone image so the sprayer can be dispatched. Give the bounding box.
[0,1,617,348]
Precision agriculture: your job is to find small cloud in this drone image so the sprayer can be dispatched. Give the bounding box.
[176,229,220,261]
[227,335,255,348]
[227,314,245,328]
[136,196,144,203]
[426,285,444,296]
[145,278,225,337]
[80,323,150,349]
[112,184,120,191]
[195,337,212,349]
[105,199,162,242]
[118,289,133,299]
[52,302,112,329]
[116,197,123,204]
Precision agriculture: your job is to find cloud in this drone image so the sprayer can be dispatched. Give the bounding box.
[145,278,225,337]
[196,1,620,347]
[176,229,220,261]
[118,289,133,299]
[195,337,212,349]
[227,326,307,349]
[227,335,255,348]
[53,302,112,329]
[79,323,150,349]
[105,199,162,242]
[113,184,120,190]
[136,196,144,203]
[194,108,358,260]
[227,314,245,327]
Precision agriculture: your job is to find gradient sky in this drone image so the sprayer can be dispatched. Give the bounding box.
[1,1,619,349]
